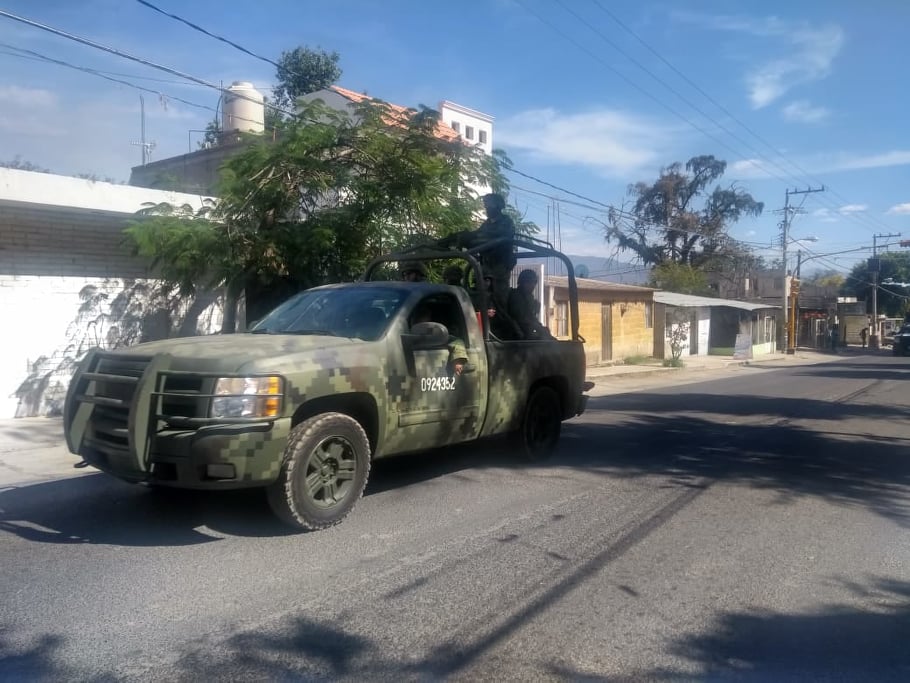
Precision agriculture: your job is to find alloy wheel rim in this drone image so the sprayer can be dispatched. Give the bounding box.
[302,436,357,509]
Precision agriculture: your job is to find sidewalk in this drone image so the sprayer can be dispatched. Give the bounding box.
[0,416,84,488]
[584,347,840,383]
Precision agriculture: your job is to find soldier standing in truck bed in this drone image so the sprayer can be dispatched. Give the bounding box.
[438,193,516,313]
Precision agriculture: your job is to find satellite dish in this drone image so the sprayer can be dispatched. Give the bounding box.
[576,264,590,278]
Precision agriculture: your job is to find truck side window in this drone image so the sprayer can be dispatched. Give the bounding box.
[410,294,467,343]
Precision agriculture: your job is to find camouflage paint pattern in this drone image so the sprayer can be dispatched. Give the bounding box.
[63,282,586,490]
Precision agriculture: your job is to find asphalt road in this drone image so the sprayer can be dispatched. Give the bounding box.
[1,353,909,681]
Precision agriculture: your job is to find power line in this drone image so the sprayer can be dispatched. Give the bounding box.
[522,1,888,236]
[134,0,280,70]
[0,8,296,119]
[0,41,266,129]
[588,0,894,235]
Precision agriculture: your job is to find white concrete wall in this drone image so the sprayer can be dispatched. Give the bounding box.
[0,169,219,418]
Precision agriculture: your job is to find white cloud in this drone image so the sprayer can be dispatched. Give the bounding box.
[782,100,830,123]
[675,13,844,109]
[0,85,58,108]
[729,150,910,179]
[812,208,839,223]
[886,203,910,215]
[838,204,867,213]
[497,107,673,177]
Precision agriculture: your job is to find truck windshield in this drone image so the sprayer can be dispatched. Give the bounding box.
[248,287,408,341]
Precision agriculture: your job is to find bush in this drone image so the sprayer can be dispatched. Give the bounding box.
[623,355,651,365]
[662,357,685,368]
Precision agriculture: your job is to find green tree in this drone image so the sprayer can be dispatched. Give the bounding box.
[648,262,713,295]
[804,268,845,289]
[127,99,505,329]
[841,253,910,318]
[606,155,763,271]
[271,46,342,113]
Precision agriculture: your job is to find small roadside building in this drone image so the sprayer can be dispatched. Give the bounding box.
[545,276,656,365]
[652,291,779,359]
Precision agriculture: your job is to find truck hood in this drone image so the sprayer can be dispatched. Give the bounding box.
[117,333,364,365]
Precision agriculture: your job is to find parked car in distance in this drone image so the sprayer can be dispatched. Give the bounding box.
[892,325,910,356]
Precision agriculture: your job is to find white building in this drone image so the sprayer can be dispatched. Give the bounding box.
[298,87,496,199]
[439,100,494,198]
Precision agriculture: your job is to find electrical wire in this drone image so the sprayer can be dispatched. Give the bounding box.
[0,42,266,129]
[0,8,296,119]
[588,0,897,235]
[134,0,280,70]
[520,1,891,236]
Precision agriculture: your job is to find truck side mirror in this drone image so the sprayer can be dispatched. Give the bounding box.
[403,321,449,349]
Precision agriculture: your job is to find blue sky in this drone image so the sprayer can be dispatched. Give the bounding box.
[1,0,908,276]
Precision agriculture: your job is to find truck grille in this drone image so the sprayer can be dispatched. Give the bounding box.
[157,373,208,421]
[80,354,152,454]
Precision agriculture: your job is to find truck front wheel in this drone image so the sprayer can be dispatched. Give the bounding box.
[516,385,562,461]
[267,413,371,530]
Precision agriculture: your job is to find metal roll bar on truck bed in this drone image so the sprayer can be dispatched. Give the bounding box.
[362,238,582,342]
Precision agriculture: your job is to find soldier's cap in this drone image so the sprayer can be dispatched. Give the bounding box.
[400,260,428,276]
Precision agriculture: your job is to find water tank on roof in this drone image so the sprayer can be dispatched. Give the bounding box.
[222,81,264,135]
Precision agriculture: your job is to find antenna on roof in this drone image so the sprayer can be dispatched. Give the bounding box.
[130,95,157,165]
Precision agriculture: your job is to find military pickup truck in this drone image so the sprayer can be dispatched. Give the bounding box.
[63,240,591,530]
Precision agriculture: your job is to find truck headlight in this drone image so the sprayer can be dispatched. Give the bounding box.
[210,376,283,418]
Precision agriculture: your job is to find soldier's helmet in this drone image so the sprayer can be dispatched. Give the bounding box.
[400,261,428,278]
[443,265,463,284]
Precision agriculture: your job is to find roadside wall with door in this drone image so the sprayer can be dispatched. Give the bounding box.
[545,276,655,365]
[0,169,219,419]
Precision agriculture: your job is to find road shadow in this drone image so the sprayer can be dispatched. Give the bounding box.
[0,438,529,548]
[562,409,910,527]
[0,474,298,547]
[647,575,910,681]
[588,388,910,422]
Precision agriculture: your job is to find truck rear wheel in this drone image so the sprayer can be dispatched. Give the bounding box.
[516,385,562,461]
[267,413,371,530]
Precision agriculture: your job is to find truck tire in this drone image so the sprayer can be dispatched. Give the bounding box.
[267,413,371,530]
[516,385,562,461]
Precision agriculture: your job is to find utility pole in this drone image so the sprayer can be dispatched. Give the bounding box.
[869,232,902,349]
[131,95,157,165]
[779,186,824,353]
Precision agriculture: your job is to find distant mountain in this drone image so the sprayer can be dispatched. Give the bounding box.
[519,254,650,285]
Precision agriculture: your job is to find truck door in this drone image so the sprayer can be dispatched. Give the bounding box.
[396,293,484,448]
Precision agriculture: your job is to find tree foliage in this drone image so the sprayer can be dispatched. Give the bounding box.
[840,253,910,318]
[606,155,763,272]
[1,156,51,173]
[127,99,507,326]
[803,269,845,289]
[648,262,713,295]
[271,46,342,113]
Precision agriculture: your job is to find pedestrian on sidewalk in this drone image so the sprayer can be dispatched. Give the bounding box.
[860,327,868,348]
